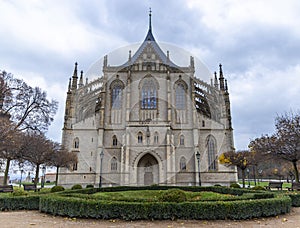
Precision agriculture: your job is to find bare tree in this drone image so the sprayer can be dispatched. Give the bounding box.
[250,112,300,182]
[20,132,54,186]
[47,144,78,186]
[0,70,58,184]
[219,150,254,188]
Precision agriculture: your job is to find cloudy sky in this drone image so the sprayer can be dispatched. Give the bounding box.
[1,0,299,150]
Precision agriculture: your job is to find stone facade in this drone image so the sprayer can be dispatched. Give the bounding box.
[58,14,237,188]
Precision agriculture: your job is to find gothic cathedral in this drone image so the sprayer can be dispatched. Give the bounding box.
[59,12,237,187]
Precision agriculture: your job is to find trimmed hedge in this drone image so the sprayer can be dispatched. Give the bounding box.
[39,195,291,220]
[287,193,300,207]
[0,195,39,211]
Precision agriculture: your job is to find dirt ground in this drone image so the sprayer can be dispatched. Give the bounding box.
[1,208,300,228]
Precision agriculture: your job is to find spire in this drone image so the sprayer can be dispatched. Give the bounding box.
[214,71,219,89]
[68,78,71,92]
[219,63,225,91]
[79,70,84,88]
[71,62,78,90]
[225,79,228,92]
[144,8,155,41]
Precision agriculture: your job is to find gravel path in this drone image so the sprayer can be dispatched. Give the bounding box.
[1,208,300,228]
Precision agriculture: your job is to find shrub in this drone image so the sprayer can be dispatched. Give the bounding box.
[287,193,300,207]
[158,189,187,203]
[71,184,83,190]
[214,184,222,187]
[230,183,241,188]
[12,188,28,197]
[0,196,39,211]
[251,186,266,191]
[86,184,94,188]
[51,186,65,193]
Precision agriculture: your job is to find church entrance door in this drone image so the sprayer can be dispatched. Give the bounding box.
[137,153,159,186]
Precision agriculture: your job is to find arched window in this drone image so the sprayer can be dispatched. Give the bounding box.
[207,136,217,171]
[111,81,123,109]
[111,157,117,171]
[175,83,186,109]
[154,132,159,144]
[74,138,79,149]
[112,135,118,146]
[138,132,143,144]
[180,135,185,146]
[141,78,157,109]
[180,157,186,171]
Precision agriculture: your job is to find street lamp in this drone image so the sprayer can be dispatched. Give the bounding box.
[99,150,104,188]
[196,151,201,186]
[41,166,46,188]
[247,168,250,188]
[19,169,24,187]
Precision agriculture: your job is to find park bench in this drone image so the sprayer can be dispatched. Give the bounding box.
[0,185,13,193]
[265,182,283,190]
[288,182,300,191]
[23,184,40,192]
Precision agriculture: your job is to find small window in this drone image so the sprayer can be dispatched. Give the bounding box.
[202,120,205,127]
[89,167,92,172]
[72,163,78,171]
[111,157,117,171]
[91,138,93,142]
[180,157,186,171]
[154,132,159,144]
[180,135,185,146]
[74,138,79,149]
[138,132,143,144]
[91,151,93,156]
[112,135,118,146]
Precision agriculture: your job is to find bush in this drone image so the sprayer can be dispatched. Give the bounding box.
[287,193,300,207]
[158,189,187,203]
[251,186,266,191]
[86,184,94,188]
[12,188,28,197]
[51,186,65,193]
[0,196,39,211]
[39,194,291,220]
[230,183,241,188]
[71,184,83,190]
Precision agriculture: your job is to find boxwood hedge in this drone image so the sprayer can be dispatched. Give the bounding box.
[0,195,39,211]
[39,194,291,220]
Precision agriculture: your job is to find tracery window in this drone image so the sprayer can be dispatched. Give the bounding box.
[111,157,117,171]
[180,157,187,171]
[175,83,186,109]
[111,81,123,109]
[207,135,217,171]
[141,78,157,109]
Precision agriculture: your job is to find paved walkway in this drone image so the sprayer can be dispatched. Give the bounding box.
[0,208,300,228]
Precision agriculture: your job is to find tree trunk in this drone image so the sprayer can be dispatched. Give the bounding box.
[3,159,11,185]
[34,164,40,186]
[292,161,299,183]
[241,169,245,188]
[55,166,59,186]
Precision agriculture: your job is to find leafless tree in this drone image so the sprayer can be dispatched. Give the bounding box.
[20,132,54,186]
[250,112,300,182]
[0,70,58,184]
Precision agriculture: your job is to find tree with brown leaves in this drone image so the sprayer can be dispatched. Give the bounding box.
[219,150,254,188]
[46,144,78,186]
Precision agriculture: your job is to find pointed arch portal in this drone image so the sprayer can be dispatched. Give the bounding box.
[137,153,159,185]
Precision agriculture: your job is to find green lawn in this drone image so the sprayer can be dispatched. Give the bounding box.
[239,180,292,189]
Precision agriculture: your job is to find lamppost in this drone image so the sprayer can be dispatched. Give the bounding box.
[247,168,250,188]
[41,166,46,188]
[196,151,201,186]
[99,150,104,188]
[19,169,24,187]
